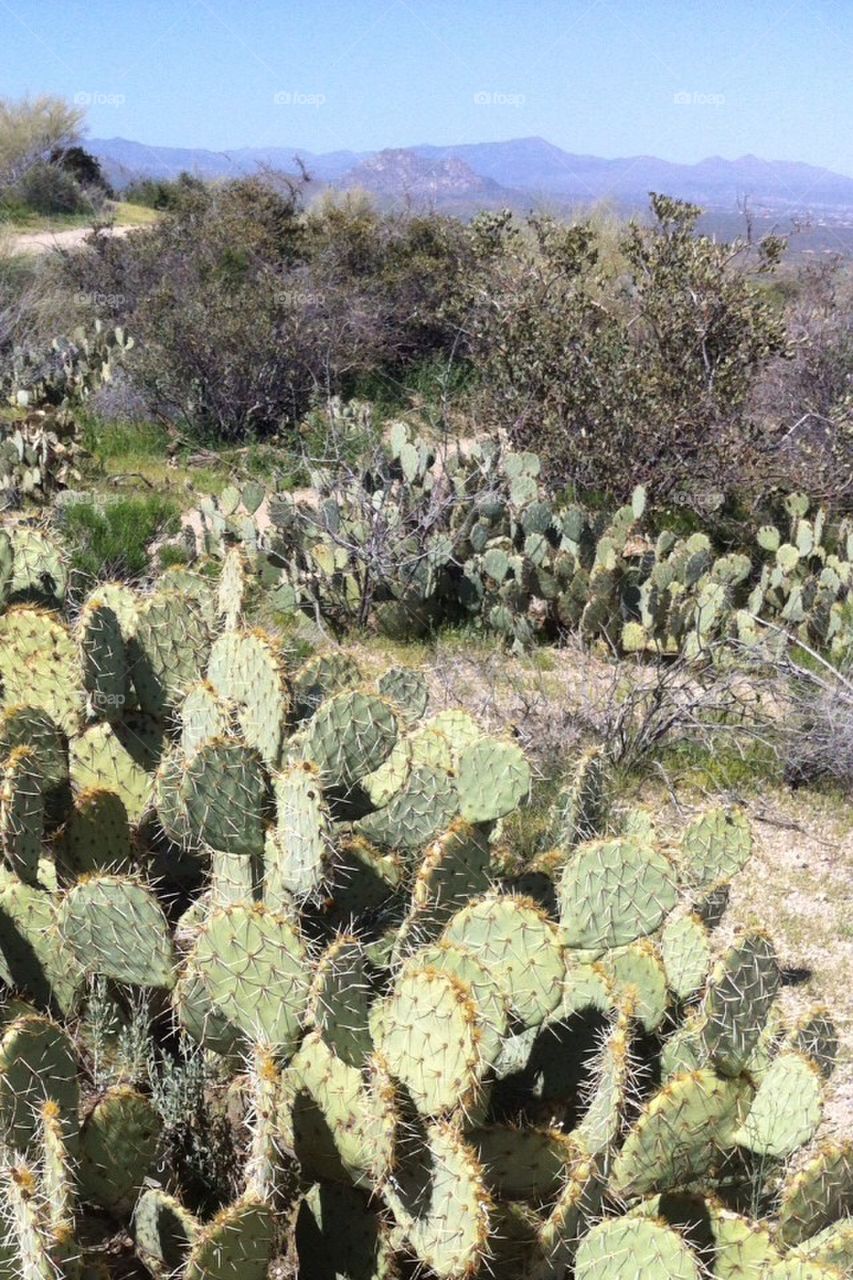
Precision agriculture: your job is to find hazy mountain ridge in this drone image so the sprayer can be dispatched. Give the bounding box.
[89,134,853,214]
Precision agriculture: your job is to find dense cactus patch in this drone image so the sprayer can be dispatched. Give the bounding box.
[0,524,849,1277]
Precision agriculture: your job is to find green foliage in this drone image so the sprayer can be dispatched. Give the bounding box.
[61,494,180,578]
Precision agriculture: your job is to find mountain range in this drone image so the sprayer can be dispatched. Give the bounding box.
[89,134,853,219]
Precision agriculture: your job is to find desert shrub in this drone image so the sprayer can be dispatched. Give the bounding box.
[122,171,207,209]
[467,195,788,503]
[61,493,180,579]
[752,256,853,506]
[52,181,477,441]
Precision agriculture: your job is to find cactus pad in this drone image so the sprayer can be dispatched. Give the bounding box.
[679,807,752,890]
[373,966,485,1115]
[610,1068,749,1198]
[69,713,162,822]
[778,1141,853,1247]
[179,738,267,856]
[733,1052,823,1158]
[207,628,290,766]
[304,691,397,791]
[58,875,175,988]
[0,607,82,734]
[558,838,678,950]
[456,738,530,822]
[575,1216,702,1280]
[356,763,458,851]
[700,932,780,1076]
[79,1086,160,1214]
[443,894,565,1027]
[383,1119,491,1279]
[190,903,309,1051]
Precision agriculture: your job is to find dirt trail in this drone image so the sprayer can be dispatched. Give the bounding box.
[6,223,143,255]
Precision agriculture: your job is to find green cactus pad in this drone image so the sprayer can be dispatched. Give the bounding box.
[536,1156,604,1278]
[700,932,780,1076]
[190,902,309,1051]
[0,705,68,813]
[58,875,175,988]
[661,912,713,1000]
[179,737,267,856]
[610,1068,750,1198]
[428,709,483,756]
[291,651,363,721]
[266,761,333,903]
[575,1216,702,1280]
[732,1052,823,1158]
[778,1142,853,1247]
[59,788,133,878]
[207,628,290,767]
[9,527,67,602]
[284,1031,396,1187]
[180,681,233,757]
[304,691,398,791]
[184,1196,275,1280]
[373,965,485,1115]
[377,666,429,722]
[471,1125,578,1200]
[356,763,458,851]
[407,821,494,935]
[0,1014,78,1156]
[79,1086,160,1214]
[0,746,43,883]
[603,939,669,1032]
[787,1010,839,1080]
[576,1008,632,1155]
[0,879,81,1013]
[456,738,530,822]
[443,894,565,1027]
[69,713,162,822]
[558,837,678,950]
[134,1187,199,1277]
[790,1221,853,1275]
[78,601,127,722]
[217,545,248,628]
[763,1261,843,1279]
[84,581,139,638]
[172,964,246,1060]
[294,1182,396,1280]
[553,746,608,849]
[130,590,211,718]
[321,835,403,925]
[383,1119,491,1279]
[307,935,375,1067]
[0,607,83,735]
[679,807,752,890]
[399,940,509,1067]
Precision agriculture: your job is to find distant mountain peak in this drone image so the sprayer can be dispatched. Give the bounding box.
[88,134,853,216]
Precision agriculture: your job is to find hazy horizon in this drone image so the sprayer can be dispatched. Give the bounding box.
[4,0,851,177]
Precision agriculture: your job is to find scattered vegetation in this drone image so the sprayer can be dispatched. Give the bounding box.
[0,91,851,1280]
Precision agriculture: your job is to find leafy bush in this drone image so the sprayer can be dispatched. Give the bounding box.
[467,195,787,501]
[61,493,180,578]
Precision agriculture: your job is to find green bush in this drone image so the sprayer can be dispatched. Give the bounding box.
[62,494,180,579]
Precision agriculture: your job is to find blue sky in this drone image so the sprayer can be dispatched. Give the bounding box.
[3,0,851,174]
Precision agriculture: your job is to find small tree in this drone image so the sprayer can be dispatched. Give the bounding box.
[0,95,84,192]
